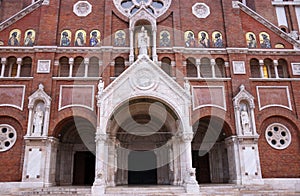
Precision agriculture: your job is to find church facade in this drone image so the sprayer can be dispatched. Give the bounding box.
[0,0,300,195]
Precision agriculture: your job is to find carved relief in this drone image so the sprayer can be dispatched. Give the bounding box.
[192,3,210,19]
[73,1,92,17]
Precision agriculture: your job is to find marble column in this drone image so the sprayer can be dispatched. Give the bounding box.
[1,58,6,77]
[92,133,107,196]
[69,58,74,77]
[181,132,199,193]
[152,29,158,62]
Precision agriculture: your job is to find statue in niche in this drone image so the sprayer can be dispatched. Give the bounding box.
[240,105,250,134]
[98,79,104,96]
[33,104,44,136]
[138,26,150,57]
[114,30,126,47]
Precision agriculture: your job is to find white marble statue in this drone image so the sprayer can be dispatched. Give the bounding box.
[98,79,104,96]
[240,105,250,133]
[33,104,44,136]
[138,26,149,58]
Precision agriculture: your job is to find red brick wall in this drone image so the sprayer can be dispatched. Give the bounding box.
[258,116,300,178]
[0,116,25,182]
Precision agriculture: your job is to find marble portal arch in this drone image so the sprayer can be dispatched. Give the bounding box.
[92,56,200,195]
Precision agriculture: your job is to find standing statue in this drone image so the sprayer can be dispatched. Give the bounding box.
[33,104,44,136]
[240,105,250,133]
[98,79,104,96]
[138,26,149,58]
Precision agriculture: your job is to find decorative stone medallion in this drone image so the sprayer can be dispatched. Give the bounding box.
[0,124,17,152]
[131,68,158,90]
[265,123,291,150]
[73,1,92,17]
[192,3,210,18]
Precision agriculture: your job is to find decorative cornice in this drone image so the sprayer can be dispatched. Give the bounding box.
[1,45,300,55]
[0,0,44,31]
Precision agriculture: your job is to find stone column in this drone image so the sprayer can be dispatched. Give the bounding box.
[273,60,279,78]
[44,137,59,187]
[69,58,74,77]
[1,58,6,77]
[16,58,22,77]
[259,59,264,78]
[107,136,117,186]
[225,136,241,184]
[211,58,216,78]
[84,58,89,77]
[152,29,158,62]
[171,136,182,185]
[196,59,201,78]
[92,133,107,196]
[181,132,199,193]
[129,28,134,63]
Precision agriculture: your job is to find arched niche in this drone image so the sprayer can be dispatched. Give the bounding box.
[233,85,257,137]
[129,9,157,62]
[26,84,51,137]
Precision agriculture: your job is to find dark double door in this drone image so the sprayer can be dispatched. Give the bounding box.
[73,151,95,185]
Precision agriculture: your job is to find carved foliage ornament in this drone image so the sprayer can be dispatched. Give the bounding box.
[113,0,172,18]
[73,1,92,17]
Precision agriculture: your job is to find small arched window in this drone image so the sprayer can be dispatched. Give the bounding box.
[21,57,32,77]
[58,57,69,77]
[186,57,197,77]
[263,58,274,78]
[278,59,289,78]
[200,57,212,78]
[215,58,225,78]
[250,58,260,78]
[114,57,125,77]
[88,57,100,77]
[161,57,172,76]
[5,56,17,77]
[73,56,85,77]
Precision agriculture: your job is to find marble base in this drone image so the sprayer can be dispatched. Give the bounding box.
[91,185,105,196]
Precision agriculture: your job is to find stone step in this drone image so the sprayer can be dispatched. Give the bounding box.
[105,185,186,195]
[19,186,91,196]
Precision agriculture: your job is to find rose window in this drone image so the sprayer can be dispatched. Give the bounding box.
[114,0,172,17]
[265,123,291,150]
[0,124,17,152]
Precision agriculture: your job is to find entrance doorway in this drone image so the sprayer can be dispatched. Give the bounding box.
[128,151,157,185]
[73,151,95,185]
[192,151,211,183]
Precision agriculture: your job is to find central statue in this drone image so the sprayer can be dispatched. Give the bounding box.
[138,26,150,58]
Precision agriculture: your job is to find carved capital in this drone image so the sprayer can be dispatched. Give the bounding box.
[181,132,194,142]
[95,133,107,142]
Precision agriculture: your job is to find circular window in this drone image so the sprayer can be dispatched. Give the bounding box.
[114,0,172,18]
[0,124,17,152]
[265,123,291,150]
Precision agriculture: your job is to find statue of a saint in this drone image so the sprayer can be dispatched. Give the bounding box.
[240,105,250,133]
[98,79,104,96]
[33,104,44,136]
[138,26,149,58]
